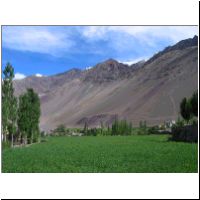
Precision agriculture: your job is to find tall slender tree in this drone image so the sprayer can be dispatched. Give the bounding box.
[18,93,29,144]
[2,63,17,146]
[18,88,41,144]
[26,88,41,143]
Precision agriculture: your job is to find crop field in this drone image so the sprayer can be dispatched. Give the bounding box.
[2,135,198,173]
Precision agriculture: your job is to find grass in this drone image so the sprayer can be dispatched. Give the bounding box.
[2,135,198,173]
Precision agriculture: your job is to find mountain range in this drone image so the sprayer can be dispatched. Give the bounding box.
[13,36,198,131]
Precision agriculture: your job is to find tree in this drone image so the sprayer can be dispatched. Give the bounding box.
[18,88,40,144]
[180,97,191,123]
[190,90,198,117]
[2,63,17,146]
[128,122,132,135]
[26,88,41,143]
[112,119,119,135]
[83,122,88,135]
[9,96,18,147]
[139,120,147,135]
[18,92,29,144]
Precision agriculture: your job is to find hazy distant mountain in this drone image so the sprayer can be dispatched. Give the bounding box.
[13,36,198,131]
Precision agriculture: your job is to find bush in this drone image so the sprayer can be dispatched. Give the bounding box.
[147,126,160,135]
[86,128,98,136]
[55,124,66,134]
[170,123,184,141]
[190,117,198,126]
[171,123,198,142]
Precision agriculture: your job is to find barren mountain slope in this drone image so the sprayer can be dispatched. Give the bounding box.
[13,37,198,131]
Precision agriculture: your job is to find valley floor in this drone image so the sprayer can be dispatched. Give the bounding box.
[2,135,198,173]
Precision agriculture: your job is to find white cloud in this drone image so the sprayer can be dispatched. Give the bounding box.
[82,26,198,45]
[14,73,26,80]
[2,26,197,59]
[82,26,108,40]
[35,73,43,77]
[2,26,74,56]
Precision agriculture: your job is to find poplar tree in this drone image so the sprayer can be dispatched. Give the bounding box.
[2,63,17,146]
[18,88,40,144]
[26,88,41,143]
[18,92,29,144]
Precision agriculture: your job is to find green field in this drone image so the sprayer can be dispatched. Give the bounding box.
[2,135,198,173]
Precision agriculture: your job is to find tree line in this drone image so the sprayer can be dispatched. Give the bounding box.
[52,119,153,137]
[2,63,41,147]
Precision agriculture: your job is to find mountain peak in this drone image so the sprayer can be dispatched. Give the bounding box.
[82,59,132,83]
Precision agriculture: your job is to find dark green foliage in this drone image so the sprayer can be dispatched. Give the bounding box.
[83,122,88,135]
[180,97,191,122]
[147,126,160,135]
[2,63,18,146]
[180,91,198,123]
[138,120,147,135]
[170,117,197,142]
[190,117,198,126]
[171,121,185,142]
[171,124,197,143]
[18,88,41,144]
[86,128,98,136]
[111,119,132,136]
[2,63,41,147]
[51,127,83,136]
[55,124,66,135]
[190,90,198,117]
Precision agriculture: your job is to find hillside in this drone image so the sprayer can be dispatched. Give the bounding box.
[13,36,198,131]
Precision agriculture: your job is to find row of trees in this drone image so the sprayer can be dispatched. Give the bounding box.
[83,119,139,136]
[2,63,41,147]
[53,119,153,137]
[111,119,133,135]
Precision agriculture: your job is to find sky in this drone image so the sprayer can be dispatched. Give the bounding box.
[2,26,198,79]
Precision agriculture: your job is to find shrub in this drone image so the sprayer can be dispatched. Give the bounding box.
[147,126,160,135]
[190,117,198,126]
[170,118,186,141]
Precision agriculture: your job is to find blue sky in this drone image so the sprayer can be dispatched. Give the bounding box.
[2,26,198,79]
